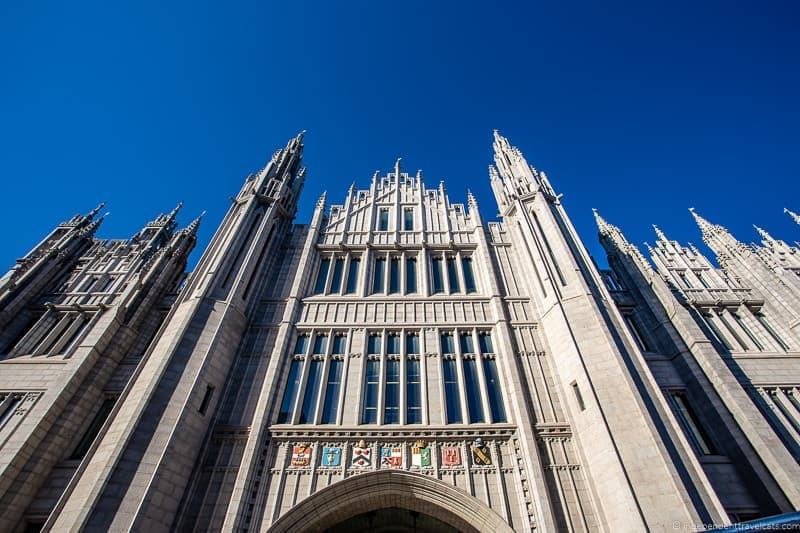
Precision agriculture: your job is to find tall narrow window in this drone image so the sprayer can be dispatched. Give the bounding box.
[483,358,507,422]
[701,312,733,351]
[442,359,462,424]
[313,335,328,355]
[431,257,444,293]
[463,359,485,423]
[387,334,400,354]
[624,314,652,352]
[378,208,389,231]
[404,208,414,230]
[677,271,692,289]
[330,258,345,293]
[406,333,420,355]
[345,258,360,294]
[314,259,330,294]
[0,395,23,431]
[669,391,716,455]
[694,270,711,289]
[332,334,347,354]
[732,312,764,351]
[406,359,422,423]
[719,311,750,351]
[70,398,117,460]
[462,257,477,293]
[384,359,400,423]
[446,257,460,293]
[571,381,586,411]
[373,258,386,294]
[277,359,304,423]
[294,335,309,355]
[405,257,417,294]
[440,333,455,354]
[320,359,343,424]
[299,360,323,423]
[756,313,790,351]
[362,359,380,424]
[478,332,494,354]
[388,257,400,294]
[460,333,475,354]
[368,334,382,355]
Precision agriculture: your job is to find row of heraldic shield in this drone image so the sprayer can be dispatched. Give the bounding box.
[289,438,493,468]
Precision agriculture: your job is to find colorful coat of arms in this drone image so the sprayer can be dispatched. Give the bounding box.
[380,446,403,468]
[441,445,462,467]
[351,440,371,467]
[470,438,492,466]
[411,440,431,467]
[321,446,341,467]
[291,444,312,467]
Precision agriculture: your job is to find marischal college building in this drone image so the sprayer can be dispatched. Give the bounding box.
[0,132,799,532]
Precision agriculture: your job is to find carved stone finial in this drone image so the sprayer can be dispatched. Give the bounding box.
[785,207,800,225]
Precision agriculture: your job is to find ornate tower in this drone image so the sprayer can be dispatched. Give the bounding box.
[0,203,199,531]
[48,133,306,531]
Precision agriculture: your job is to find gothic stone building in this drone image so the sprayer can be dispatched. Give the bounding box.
[0,132,799,532]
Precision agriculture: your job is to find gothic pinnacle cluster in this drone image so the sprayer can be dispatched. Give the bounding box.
[0,131,798,532]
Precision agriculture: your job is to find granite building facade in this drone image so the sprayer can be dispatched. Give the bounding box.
[0,132,798,532]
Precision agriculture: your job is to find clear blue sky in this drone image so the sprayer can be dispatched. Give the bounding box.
[1,0,798,271]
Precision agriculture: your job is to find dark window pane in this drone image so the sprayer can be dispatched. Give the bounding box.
[299,360,323,423]
[432,258,444,293]
[330,258,345,293]
[406,258,417,293]
[378,209,389,231]
[388,335,400,354]
[314,259,330,294]
[373,258,386,294]
[447,257,460,293]
[362,360,380,424]
[313,335,328,354]
[277,360,304,423]
[463,359,485,423]
[460,333,474,354]
[384,359,400,424]
[406,334,419,354]
[483,358,507,422]
[368,335,382,354]
[321,360,343,424]
[345,258,360,294]
[462,257,476,293]
[404,209,414,230]
[478,333,494,354]
[442,359,462,424]
[670,392,716,455]
[389,258,400,294]
[406,359,421,424]
[70,398,116,459]
[332,335,347,354]
[294,335,309,355]
[440,334,455,354]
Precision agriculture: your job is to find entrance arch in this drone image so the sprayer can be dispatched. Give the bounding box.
[269,470,514,532]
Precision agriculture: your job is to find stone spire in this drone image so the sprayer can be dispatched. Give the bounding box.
[785,207,800,225]
[593,209,653,274]
[652,224,668,243]
[688,207,720,239]
[753,225,775,244]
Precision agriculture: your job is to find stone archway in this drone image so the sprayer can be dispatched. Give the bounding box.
[268,470,514,533]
